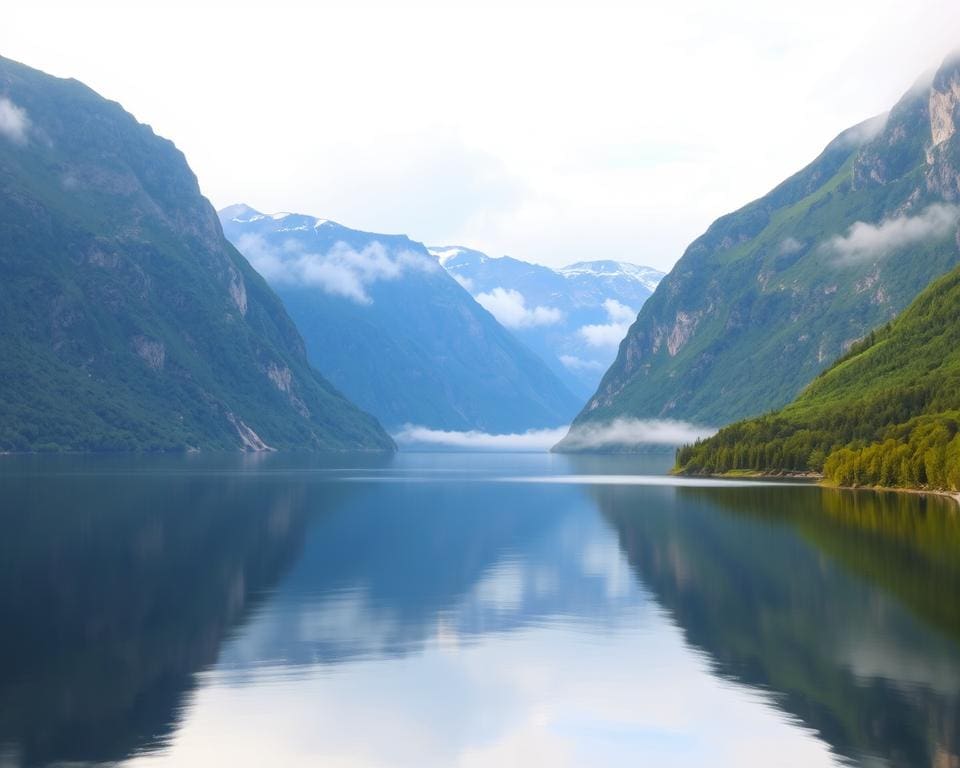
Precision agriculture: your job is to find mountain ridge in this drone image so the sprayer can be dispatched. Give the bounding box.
[557,51,960,449]
[429,245,664,396]
[0,56,393,452]
[220,206,583,433]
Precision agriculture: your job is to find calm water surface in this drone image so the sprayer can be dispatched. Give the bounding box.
[1,452,958,767]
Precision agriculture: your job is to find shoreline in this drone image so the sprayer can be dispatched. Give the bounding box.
[707,469,960,508]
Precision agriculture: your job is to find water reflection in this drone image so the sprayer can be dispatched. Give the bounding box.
[600,483,960,768]
[216,476,646,676]
[0,454,958,767]
[0,454,349,767]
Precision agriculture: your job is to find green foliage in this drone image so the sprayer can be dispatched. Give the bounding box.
[0,56,392,452]
[567,58,960,437]
[676,264,960,491]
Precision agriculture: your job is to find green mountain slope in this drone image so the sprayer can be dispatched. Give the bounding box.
[675,261,960,489]
[0,57,392,451]
[558,53,960,449]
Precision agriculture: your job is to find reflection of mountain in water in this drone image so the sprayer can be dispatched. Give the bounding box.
[0,455,647,766]
[599,483,960,768]
[219,479,646,673]
[0,457,323,767]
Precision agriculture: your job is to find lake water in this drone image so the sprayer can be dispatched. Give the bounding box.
[1,452,958,767]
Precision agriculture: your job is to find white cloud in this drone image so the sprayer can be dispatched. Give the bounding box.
[577,299,637,348]
[778,236,804,255]
[234,233,437,304]
[474,287,564,329]
[832,112,889,149]
[560,418,716,450]
[5,2,960,272]
[558,354,605,372]
[393,418,715,452]
[0,97,30,144]
[452,273,475,292]
[393,424,568,452]
[824,203,960,263]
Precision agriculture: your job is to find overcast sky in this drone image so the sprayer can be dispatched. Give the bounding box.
[3,0,959,271]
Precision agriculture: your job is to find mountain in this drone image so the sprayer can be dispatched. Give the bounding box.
[0,56,393,452]
[429,246,663,397]
[220,207,582,432]
[559,52,960,448]
[675,260,960,490]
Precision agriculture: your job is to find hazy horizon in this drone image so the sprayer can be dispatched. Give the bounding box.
[3,0,960,272]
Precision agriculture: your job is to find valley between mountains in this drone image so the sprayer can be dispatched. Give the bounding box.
[4,49,960,497]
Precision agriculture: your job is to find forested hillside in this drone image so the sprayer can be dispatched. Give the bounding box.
[676,264,960,490]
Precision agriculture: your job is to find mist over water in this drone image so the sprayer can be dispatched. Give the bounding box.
[392,418,716,452]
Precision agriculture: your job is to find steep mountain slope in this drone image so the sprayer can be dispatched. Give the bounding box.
[675,261,960,490]
[430,246,663,397]
[0,56,392,452]
[220,207,582,432]
[561,53,960,446]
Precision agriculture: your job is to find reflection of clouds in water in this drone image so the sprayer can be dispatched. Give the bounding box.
[126,463,852,768]
[840,626,960,696]
[216,499,650,679]
[473,560,525,612]
[137,608,839,768]
[532,567,559,597]
[580,535,633,600]
[297,589,402,657]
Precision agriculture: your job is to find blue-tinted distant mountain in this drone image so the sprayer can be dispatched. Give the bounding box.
[0,56,392,452]
[220,207,582,432]
[429,246,664,397]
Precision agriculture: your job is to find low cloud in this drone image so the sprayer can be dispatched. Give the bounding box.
[778,236,803,255]
[0,97,30,144]
[577,299,637,348]
[833,112,888,149]
[393,419,715,453]
[559,354,605,372]
[393,424,568,451]
[235,233,436,304]
[560,418,716,450]
[823,204,960,264]
[475,287,564,328]
[451,273,475,292]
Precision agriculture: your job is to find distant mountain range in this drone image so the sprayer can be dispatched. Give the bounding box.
[0,56,392,452]
[558,51,960,449]
[220,207,582,433]
[429,246,663,397]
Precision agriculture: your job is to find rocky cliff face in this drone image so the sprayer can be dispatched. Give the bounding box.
[557,52,960,447]
[0,56,393,451]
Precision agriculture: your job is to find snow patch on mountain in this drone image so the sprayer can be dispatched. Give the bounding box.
[428,245,663,395]
[560,260,664,292]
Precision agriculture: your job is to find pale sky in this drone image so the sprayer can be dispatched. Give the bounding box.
[2,0,959,271]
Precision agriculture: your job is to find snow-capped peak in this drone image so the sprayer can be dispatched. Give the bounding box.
[427,246,486,267]
[219,203,263,223]
[559,261,664,291]
[427,247,462,266]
